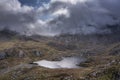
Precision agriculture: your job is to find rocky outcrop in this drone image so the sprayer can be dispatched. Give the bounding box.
[0,47,44,60]
[0,48,26,59]
[109,44,120,55]
[86,66,120,80]
[4,48,25,58]
[32,50,42,57]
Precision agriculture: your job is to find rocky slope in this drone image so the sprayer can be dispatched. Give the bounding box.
[0,30,120,80]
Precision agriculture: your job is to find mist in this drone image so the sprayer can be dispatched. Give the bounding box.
[0,0,120,36]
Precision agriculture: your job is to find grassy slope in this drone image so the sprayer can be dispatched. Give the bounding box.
[0,39,120,80]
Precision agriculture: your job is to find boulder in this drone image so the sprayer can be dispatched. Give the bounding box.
[32,51,42,57]
[18,50,25,58]
[0,52,7,60]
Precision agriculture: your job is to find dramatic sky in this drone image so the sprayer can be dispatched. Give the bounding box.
[0,0,120,36]
[19,0,50,7]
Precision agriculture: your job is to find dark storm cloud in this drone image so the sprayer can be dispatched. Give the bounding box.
[39,0,120,35]
[0,0,36,34]
[0,0,120,36]
[19,0,50,7]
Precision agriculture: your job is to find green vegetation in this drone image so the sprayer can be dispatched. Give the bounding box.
[0,37,120,80]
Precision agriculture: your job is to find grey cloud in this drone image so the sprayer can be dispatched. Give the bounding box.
[42,0,119,35]
[0,0,36,34]
[0,0,120,36]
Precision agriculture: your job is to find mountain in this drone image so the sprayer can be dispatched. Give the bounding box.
[0,28,44,42]
[0,28,18,40]
[0,27,119,80]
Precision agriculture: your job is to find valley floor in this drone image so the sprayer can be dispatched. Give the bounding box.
[0,39,120,80]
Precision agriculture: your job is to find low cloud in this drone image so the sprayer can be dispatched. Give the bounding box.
[0,0,120,36]
[0,0,35,34]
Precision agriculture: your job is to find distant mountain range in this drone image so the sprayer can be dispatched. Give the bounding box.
[0,24,120,44]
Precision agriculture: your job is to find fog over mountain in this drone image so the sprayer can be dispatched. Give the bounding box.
[0,0,120,36]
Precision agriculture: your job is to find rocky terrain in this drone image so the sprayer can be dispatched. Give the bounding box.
[0,29,120,80]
